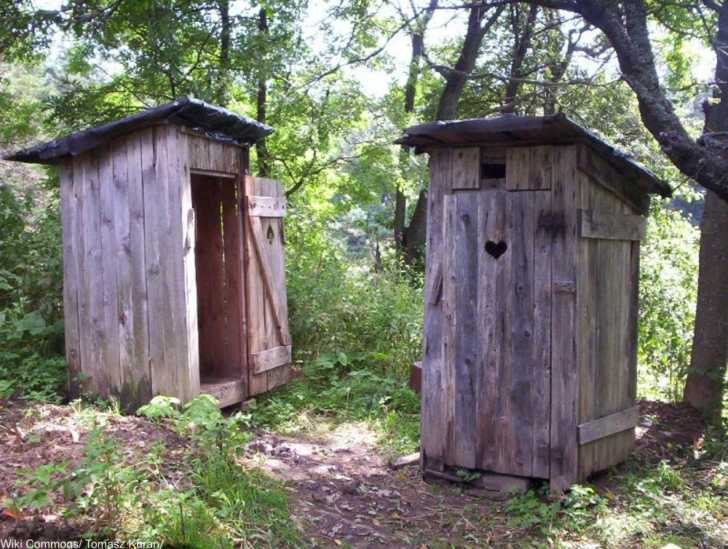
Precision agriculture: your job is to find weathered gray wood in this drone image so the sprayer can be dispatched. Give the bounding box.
[59,161,82,400]
[81,153,108,397]
[248,195,287,217]
[578,406,639,445]
[507,191,536,477]
[451,147,480,189]
[506,147,552,190]
[146,126,193,400]
[549,145,579,494]
[199,377,245,408]
[99,145,121,397]
[71,158,89,397]
[576,144,649,214]
[576,175,639,480]
[421,148,452,469]
[532,189,552,478]
[471,472,531,495]
[186,133,241,174]
[251,345,292,374]
[121,133,152,409]
[476,189,507,474]
[443,193,478,468]
[244,176,292,396]
[578,209,646,241]
[175,129,200,403]
[111,137,134,408]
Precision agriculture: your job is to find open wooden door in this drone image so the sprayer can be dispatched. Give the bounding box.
[243,176,292,396]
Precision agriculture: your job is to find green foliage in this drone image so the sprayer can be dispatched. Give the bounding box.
[639,206,700,402]
[506,485,607,539]
[136,395,182,420]
[10,427,140,532]
[0,183,66,402]
[12,400,297,546]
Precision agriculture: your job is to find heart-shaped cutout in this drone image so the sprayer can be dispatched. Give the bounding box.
[485,240,507,260]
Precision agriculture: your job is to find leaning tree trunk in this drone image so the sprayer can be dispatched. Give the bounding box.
[684,189,728,420]
[501,4,537,114]
[402,5,503,264]
[683,2,728,422]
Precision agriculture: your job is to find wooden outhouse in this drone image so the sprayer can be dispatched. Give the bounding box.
[398,114,672,492]
[7,98,292,410]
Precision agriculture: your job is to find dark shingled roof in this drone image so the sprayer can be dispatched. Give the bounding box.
[397,113,672,197]
[4,97,273,165]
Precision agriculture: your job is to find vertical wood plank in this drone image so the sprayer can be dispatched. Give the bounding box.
[532,189,552,478]
[82,153,108,397]
[72,158,89,397]
[146,127,177,399]
[476,190,507,473]
[550,145,579,493]
[172,129,199,401]
[122,133,152,409]
[99,145,121,397]
[451,147,480,190]
[444,193,479,469]
[421,148,452,470]
[507,192,539,477]
[59,161,82,400]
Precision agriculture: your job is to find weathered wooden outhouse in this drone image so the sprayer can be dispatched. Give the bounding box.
[6,98,292,410]
[398,114,672,492]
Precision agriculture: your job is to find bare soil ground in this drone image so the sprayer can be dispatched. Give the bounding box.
[0,398,708,547]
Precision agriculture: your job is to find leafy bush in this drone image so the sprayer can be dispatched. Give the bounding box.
[0,183,66,402]
[638,206,699,402]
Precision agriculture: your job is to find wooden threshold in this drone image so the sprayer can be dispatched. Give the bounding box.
[199,376,245,408]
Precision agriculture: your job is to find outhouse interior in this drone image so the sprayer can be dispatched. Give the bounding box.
[6,98,293,411]
[398,114,672,493]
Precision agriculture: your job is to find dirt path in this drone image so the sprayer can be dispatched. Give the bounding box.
[243,423,512,547]
[0,398,709,547]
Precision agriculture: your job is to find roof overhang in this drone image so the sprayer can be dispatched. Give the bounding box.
[397,113,672,198]
[5,97,273,165]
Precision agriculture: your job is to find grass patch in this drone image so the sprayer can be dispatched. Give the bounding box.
[250,351,420,458]
[8,396,301,547]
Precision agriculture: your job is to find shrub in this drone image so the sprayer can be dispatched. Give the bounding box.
[638,206,699,402]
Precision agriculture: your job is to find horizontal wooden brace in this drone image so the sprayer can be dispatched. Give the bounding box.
[251,345,292,374]
[190,168,237,179]
[199,379,245,408]
[248,195,287,217]
[578,209,646,241]
[578,405,640,445]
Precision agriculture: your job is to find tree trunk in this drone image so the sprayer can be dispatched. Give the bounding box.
[402,5,503,264]
[684,190,728,420]
[683,2,728,421]
[215,0,231,106]
[256,8,271,176]
[502,4,538,114]
[435,5,502,120]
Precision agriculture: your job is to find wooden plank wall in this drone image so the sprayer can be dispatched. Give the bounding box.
[548,145,579,493]
[59,125,198,410]
[420,149,452,471]
[187,132,241,175]
[423,146,555,480]
[59,160,82,399]
[576,147,639,480]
